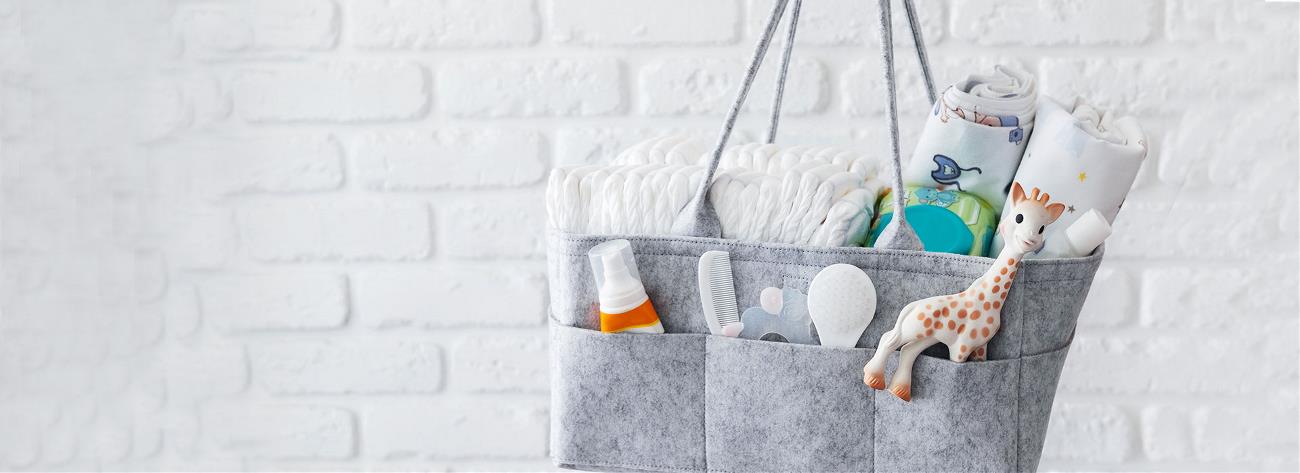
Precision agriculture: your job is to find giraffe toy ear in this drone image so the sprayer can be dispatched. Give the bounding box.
[1010,181,1027,205]
[1045,203,1066,223]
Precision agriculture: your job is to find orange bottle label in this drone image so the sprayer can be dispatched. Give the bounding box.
[600,300,661,333]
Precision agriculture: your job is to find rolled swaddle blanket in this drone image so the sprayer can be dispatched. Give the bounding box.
[904,65,1038,209]
[992,97,1147,257]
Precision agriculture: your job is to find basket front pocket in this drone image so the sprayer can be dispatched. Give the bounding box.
[1016,344,1072,471]
[550,323,707,472]
[873,353,1020,472]
[704,336,876,473]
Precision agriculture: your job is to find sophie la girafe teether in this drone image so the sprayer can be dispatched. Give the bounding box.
[863,182,1065,401]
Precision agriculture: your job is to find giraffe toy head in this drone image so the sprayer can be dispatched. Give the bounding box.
[1000,182,1066,254]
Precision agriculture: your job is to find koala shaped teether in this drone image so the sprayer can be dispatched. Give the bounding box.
[739,287,816,345]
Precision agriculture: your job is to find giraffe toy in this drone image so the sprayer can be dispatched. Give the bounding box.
[863,182,1066,401]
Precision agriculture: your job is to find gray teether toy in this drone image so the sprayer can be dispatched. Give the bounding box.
[739,287,816,345]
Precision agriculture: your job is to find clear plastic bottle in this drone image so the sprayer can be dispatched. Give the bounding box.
[588,240,664,334]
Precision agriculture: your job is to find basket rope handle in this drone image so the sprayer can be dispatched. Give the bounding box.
[670,0,934,246]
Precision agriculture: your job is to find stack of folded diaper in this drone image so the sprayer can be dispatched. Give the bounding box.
[546,164,705,235]
[548,134,890,247]
[612,134,714,166]
[709,145,887,246]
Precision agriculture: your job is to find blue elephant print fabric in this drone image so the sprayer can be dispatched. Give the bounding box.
[904,65,1038,209]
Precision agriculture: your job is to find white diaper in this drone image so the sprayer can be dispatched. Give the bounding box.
[564,134,890,246]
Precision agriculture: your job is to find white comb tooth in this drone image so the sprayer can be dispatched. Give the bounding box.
[698,251,741,335]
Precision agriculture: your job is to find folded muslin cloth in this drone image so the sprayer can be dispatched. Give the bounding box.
[992,97,1147,257]
[904,65,1038,209]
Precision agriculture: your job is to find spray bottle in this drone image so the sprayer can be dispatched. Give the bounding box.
[588,239,664,334]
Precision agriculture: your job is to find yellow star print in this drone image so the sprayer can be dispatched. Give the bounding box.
[1078,172,1087,182]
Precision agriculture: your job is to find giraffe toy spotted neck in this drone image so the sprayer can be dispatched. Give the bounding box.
[968,245,1026,302]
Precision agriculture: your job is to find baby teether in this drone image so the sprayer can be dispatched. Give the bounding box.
[740,287,816,345]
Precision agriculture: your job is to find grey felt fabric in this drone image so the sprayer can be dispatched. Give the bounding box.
[765,0,802,144]
[671,0,790,239]
[547,232,1102,472]
[550,325,707,472]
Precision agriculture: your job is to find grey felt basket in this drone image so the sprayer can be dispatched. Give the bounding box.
[548,235,1101,472]
[547,1,1103,471]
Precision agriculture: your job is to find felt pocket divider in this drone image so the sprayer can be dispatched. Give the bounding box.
[704,336,876,473]
[550,323,708,472]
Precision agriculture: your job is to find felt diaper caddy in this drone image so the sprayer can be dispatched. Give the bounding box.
[547,1,1103,471]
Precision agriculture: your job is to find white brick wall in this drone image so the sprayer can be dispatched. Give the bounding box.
[0,0,1295,471]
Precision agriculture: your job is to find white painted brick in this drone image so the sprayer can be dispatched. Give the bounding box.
[1076,266,1131,328]
[234,62,428,122]
[1059,331,1282,396]
[354,265,546,329]
[951,0,1155,45]
[1193,405,1300,466]
[450,333,547,393]
[1039,57,1292,117]
[1140,406,1192,462]
[1161,98,1297,191]
[159,207,235,270]
[554,127,742,168]
[199,274,347,333]
[0,79,32,139]
[250,338,442,394]
[203,402,355,460]
[1105,198,1296,260]
[1142,265,1298,328]
[366,397,547,459]
[156,134,343,197]
[239,200,431,262]
[39,77,188,144]
[440,193,545,259]
[175,0,337,54]
[162,343,248,401]
[746,0,944,46]
[438,58,622,117]
[550,0,737,46]
[1042,403,1133,463]
[1164,0,1216,43]
[842,55,1026,119]
[353,129,546,190]
[1168,0,1299,45]
[1214,2,1300,47]
[349,0,537,48]
[639,57,825,116]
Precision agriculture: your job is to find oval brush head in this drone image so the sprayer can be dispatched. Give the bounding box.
[807,263,877,348]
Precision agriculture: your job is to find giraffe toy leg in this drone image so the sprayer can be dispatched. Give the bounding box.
[863,329,904,390]
[888,339,940,402]
[970,345,987,362]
